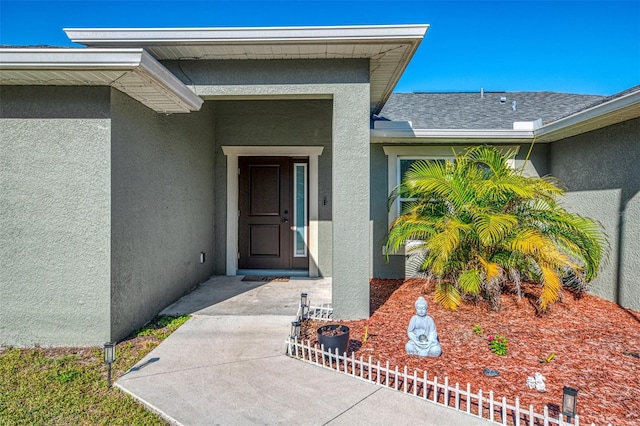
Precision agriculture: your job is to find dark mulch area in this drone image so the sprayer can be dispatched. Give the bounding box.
[301,279,640,425]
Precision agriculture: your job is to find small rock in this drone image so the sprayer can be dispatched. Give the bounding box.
[483,368,499,377]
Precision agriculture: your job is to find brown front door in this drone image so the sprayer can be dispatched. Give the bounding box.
[238,157,292,269]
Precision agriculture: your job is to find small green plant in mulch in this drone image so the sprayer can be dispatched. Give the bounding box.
[472,324,483,336]
[0,314,190,425]
[487,334,508,356]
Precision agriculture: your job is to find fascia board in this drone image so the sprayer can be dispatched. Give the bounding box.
[0,48,145,69]
[0,48,202,113]
[371,89,640,144]
[65,25,429,45]
[137,51,203,111]
[65,25,428,116]
[534,89,640,141]
[371,128,534,143]
[372,30,427,115]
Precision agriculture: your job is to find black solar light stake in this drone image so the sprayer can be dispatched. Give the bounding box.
[104,342,116,387]
[562,386,578,421]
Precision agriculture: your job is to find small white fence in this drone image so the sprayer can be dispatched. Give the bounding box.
[287,303,605,426]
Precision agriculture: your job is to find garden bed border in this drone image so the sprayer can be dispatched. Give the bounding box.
[286,300,605,426]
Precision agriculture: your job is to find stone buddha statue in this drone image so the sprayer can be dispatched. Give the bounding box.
[405,296,442,357]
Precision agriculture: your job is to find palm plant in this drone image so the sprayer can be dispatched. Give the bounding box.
[386,146,607,311]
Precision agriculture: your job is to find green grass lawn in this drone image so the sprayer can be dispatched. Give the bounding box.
[0,315,190,425]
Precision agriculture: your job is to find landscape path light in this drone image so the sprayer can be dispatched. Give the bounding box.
[562,386,578,422]
[104,342,116,387]
[300,292,308,319]
[291,321,301,340]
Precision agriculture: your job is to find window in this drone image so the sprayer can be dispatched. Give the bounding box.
[293,163,308,257]
[382,146,520,255]
[397,157,451,215]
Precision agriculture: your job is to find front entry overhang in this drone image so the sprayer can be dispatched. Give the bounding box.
[59,24,428,320]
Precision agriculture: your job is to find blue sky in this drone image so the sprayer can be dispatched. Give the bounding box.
[1,1,638,95]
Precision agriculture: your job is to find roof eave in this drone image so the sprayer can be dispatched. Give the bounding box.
[64,25,430,45]
[65,25,429,114]
[136,51,203,111]
[0,48,203,113]
[371,128,535,144]
[535,89,640,142]
[0,47,146,69]
[372,36,423,115]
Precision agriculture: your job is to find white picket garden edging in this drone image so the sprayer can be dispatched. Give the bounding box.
[287,302,610,426]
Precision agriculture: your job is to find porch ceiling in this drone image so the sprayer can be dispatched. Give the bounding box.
[64,25,429,115]
[0,48,203,113]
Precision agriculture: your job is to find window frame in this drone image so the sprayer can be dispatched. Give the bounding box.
[383,145,519,255]
[396,156,454,217]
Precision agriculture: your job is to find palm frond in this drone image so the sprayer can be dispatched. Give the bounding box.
[434,282,461,310]
[474,213,518,246]
[458,269,482,296]
[539,264,563,309]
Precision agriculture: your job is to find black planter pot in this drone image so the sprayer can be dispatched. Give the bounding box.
[317,324,350,356]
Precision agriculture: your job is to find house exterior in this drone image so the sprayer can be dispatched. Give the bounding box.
[0,25,638,347]
[373,88,640,311]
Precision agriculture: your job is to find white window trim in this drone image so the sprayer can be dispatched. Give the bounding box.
[383,145,519,254]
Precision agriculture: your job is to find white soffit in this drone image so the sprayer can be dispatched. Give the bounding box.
[65,25,429,114]
[0,48,203,113]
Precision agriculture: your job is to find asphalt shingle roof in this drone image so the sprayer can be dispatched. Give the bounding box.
[378,91,606,130]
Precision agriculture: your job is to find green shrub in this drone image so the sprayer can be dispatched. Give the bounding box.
[386,145,608,311]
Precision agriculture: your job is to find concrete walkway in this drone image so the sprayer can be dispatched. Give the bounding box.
[116,276,493,425]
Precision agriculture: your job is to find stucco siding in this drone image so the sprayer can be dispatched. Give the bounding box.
[0,86,111,346]
[167,58,372,319]
[110,90,216,341]
[331,85,371,319]
[370,144,405,277]
[162,58,369,89]
[213,99,333,275]
[549,118,640,311]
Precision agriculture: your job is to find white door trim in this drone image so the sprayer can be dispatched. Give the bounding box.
[221,146,324,277]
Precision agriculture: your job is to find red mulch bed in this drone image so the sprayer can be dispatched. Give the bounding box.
[301,279,640,425]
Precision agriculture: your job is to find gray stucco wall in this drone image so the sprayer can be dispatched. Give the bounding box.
[0,86,112,346]
[166,58,372,319]
[370,144,404,278]
[110,90,216,341]
[212,99,333,275]
[370,142,549,279]
[549,118,640,311]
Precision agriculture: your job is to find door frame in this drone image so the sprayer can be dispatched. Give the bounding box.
[222,146,324,277]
